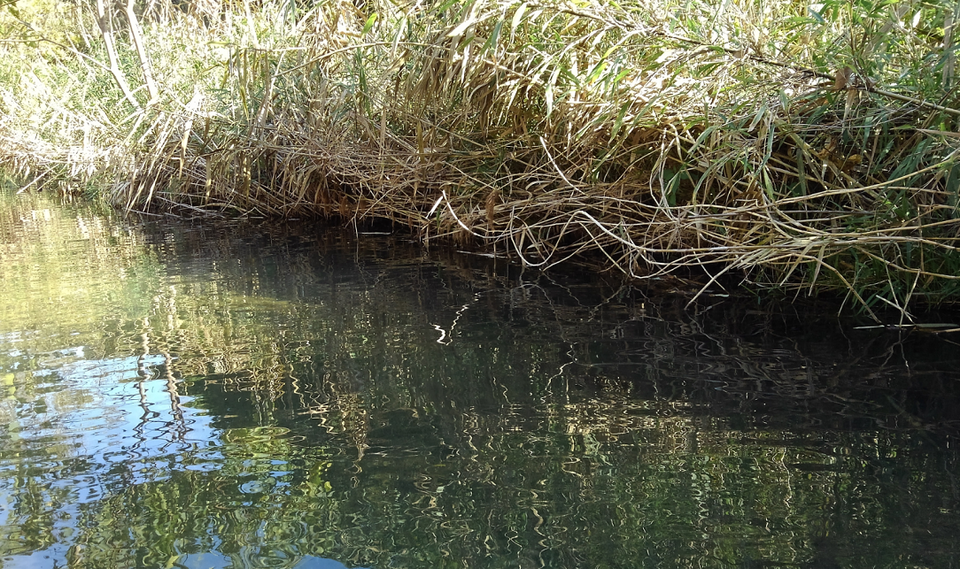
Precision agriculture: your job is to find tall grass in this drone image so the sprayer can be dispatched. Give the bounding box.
[2,0,960,320]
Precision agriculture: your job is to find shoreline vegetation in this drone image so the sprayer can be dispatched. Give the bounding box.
[2,0,960,320]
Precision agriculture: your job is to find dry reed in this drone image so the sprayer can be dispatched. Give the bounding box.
[3,0,960,321]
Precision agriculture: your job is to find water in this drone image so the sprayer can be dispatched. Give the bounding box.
[0,184,959,568]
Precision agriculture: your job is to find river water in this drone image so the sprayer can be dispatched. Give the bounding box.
[0,184,958,568]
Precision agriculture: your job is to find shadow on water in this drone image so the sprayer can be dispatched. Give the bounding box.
[0,184,959,568]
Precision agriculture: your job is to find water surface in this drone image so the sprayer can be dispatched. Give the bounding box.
[1,185,959,568]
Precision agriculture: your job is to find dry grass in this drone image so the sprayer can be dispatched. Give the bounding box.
[3,0,960,320]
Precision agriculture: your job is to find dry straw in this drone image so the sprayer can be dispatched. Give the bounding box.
[3,0,960,321]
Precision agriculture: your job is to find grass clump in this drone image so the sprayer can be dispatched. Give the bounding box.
[2,0,960,320]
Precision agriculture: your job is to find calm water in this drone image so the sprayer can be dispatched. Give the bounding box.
[1,185,959,569]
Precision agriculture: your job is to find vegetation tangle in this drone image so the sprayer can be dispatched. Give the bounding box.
[3,0,960,319]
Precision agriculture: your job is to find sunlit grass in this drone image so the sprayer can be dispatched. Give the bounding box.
[2,0,960,319]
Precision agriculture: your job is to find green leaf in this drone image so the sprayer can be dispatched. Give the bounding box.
[762,168,774,200]
[748,104,767,132]
[690,125,719,154]
[361,13,378,36]
[481,20,503,54]
[586,61,608,84]
[610,101,630,139]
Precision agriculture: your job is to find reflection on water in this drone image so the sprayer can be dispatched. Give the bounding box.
[1,184,959,568]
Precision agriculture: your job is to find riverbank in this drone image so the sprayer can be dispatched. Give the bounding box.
[2,0,960,319]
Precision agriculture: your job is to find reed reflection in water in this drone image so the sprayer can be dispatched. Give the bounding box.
[0,186,958,568]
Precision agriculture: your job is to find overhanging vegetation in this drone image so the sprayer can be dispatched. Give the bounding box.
[2,0,960,319]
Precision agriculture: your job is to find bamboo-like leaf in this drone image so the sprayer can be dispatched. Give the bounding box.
[362,13,378,36]
[585,60,608,84]
[795,144,807,196]
[481,20,503,54]
[748,103,767,132]
[511,2,529,31]
[448,18,475,38]
[610,101,630,139]
[761,167,774,201]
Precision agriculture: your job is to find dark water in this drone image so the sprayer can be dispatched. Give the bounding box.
[1,185,959,569]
